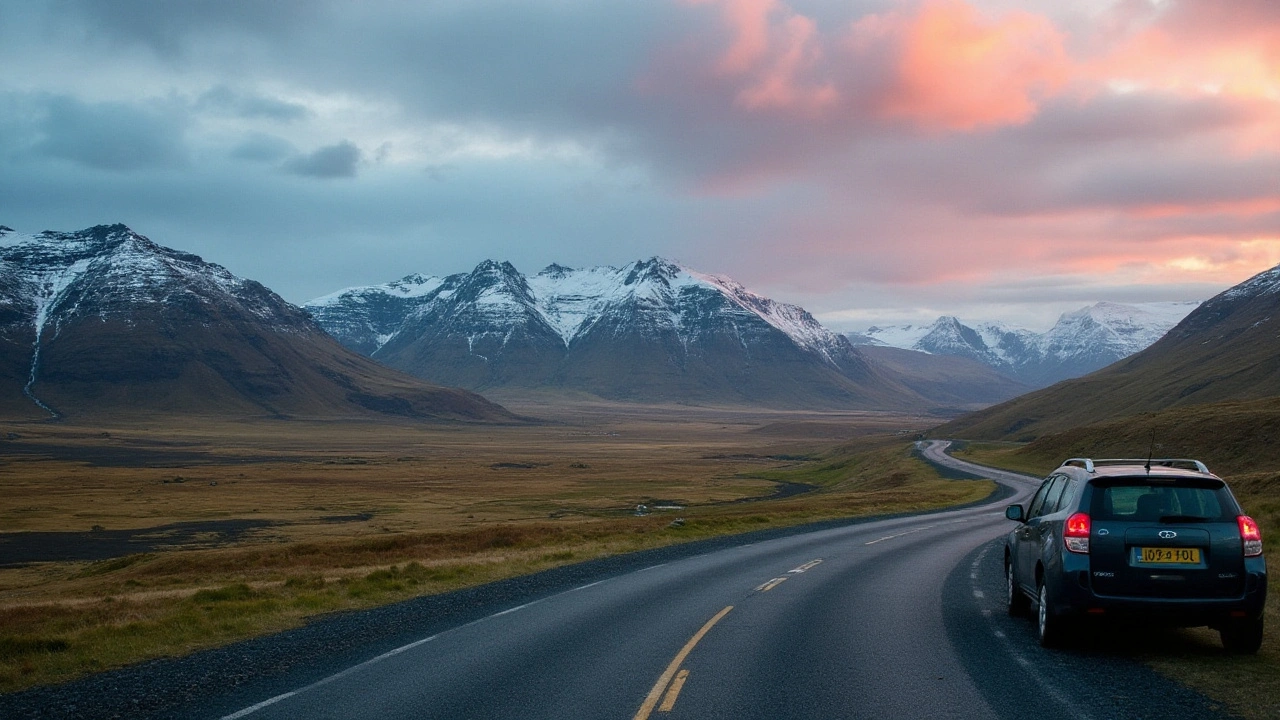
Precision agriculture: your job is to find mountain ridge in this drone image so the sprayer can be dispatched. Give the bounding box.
[0,224,516,422]
[850,301,1199,388]
[307,259,928,410]
[935,263,1280,440]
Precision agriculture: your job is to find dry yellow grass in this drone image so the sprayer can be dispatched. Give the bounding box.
[0,401,987,692]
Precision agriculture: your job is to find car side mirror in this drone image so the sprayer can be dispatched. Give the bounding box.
[1005,504,1025,523]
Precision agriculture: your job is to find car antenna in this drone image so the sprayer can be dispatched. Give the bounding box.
[1145,428,1155,475]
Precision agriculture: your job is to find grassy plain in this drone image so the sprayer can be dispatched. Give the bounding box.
[952,413,1280,720]
[0,399,990,693]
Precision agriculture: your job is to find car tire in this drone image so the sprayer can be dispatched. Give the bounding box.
[1220,617,1264,655]
[1036,581,1067,648]
[1006,559,1029,617]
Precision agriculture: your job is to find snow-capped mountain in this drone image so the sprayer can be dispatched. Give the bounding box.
[0,224,512,421]
[941,263,1280,440]
[849,302,1199,387]
[306,258,920,409]
[307,272,454,355]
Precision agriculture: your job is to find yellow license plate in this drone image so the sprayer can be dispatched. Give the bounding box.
[1135,547,1201,564]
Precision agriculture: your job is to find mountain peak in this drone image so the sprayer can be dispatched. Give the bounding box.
[306,258,908,409]
[39,222,136,246]
[0,224,512,422]
[473,258,517,274]
[624,257,682,286]
[932,315,965,328]
[857,301,1199,388]
[467,259,529,286]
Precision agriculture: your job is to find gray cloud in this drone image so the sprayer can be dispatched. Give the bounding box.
[0,148,686,303]
[35,95,187,171]
[56,0,320,58]
[230,133,296,163]
[196,85,310,122]
[283,141,361,179]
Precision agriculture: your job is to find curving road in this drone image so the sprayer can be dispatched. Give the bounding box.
[187,441,1230,720]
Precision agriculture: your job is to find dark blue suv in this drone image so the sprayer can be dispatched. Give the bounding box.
[1004,458,1267,652]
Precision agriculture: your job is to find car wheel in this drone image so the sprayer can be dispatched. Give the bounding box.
[1220,617,1264,655]
[1036,581,1067,648]
[1006,559,1029,617]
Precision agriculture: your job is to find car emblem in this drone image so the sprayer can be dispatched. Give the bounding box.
[1097,528,1109,536]
[1158,530,1177,539]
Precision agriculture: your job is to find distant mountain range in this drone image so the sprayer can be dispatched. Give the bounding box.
[848,302,1198,388]
[938,263,1280,440]
[0,222,1220,419]
[306,259,930,409]
[0,224,513,422]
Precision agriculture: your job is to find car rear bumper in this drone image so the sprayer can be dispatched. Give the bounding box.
[1054,560,1267,625]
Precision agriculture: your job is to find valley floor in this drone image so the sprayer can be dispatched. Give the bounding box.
[0,400,987,693]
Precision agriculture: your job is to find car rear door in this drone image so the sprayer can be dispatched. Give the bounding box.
[1086,477,1245,599]
[1011,476,1052,588]
[1017,474,1068,584]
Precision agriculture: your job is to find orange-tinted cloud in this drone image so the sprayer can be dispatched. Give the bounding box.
[870,0,1071,131]
[1092,0,1280,100]
[681,0,1073,129]
[1082,0,1280,155]
[685,0,837,114]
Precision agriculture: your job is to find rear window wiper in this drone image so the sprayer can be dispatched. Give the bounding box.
[1159,515,1211,523]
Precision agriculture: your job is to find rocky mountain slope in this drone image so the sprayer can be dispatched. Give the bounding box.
[0,224,514,421]
[307,259,928,410]
[856,346,1030,410]
[850,302,1198,387]
[936,265,1280,440]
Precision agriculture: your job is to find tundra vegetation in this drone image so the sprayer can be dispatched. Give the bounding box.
[0,400,988,693]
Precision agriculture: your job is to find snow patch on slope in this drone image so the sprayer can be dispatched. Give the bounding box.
[308,274,447,308]
[858,324,933,350]
[528,264,630,343]
[685,269,845,361]
[1222,265,1280,301]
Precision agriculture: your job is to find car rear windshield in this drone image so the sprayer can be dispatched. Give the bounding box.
[1089,477,1236,523]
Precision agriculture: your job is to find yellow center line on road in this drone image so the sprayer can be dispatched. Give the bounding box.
[755,577,788,592]
[658,669,689,712]
[864,525,935,545]
[632,605,733,720]
[788,559,822,574]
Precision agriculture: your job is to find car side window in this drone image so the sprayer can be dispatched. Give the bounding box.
[1041,475,1069,516]
[1026,477,1054,518]
[1048,477,1076,514]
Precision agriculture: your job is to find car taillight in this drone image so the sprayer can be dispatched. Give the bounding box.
[1238,515,1263,557]
[1065,512,1091,554]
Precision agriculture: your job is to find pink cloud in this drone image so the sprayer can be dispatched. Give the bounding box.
[869,0,1071,131]
[692,0,773,74]
[684,0,837,114]
[1082,0,1280,154]
[649,0,1280,311]
[676,0,1072,128]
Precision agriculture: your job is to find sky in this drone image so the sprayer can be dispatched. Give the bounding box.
[1,0,1278,331]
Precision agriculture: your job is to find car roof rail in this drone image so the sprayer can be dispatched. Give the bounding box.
[1061,457,1211,474]
[1062,458,1094,472]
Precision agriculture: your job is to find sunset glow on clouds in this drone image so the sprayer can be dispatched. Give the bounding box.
[0,0,1277,328]
[655,0,1280,323]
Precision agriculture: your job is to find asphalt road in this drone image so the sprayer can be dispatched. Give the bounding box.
[2,442,1237,720]
[196,441,1231,720]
